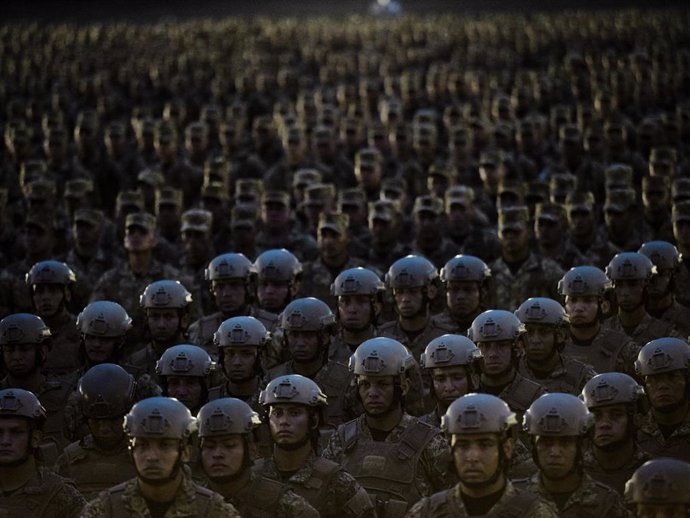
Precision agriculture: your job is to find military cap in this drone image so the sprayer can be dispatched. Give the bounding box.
[672,178,690,203]
[565,191,595,212]
[605,164,633,190]
[181,209,212,233]
[535,202,566,222]
[498,178,526,200]
[380,177,406,199]
[23,179,57,200]
[156,186,183,207]
[231,204,256,229]
[24,213,53,231]
[428,162,455,180]
[125,211,156,232]
[117,190,145,211]
[64,178,94,199]
[318,212,349,235]
[356,147,382,165]
[262,190,290,206]
[479,149,502,166]
[445,185,475,208]
[526,180,550,204]
[201,181,229,201]
[498,206,529,231]
[292,168,322,188]
[137,169,165,188]
[673,201,690,223]
[642,175,669,193]
[550,173,577,197]
[74,208,104,227]
[235,178,264,203]
[650,146,677,165]
[338,187,366,209]
[493,122,513,139]
[605,188,635,213]
[413,195,444,215]
[369,199,398,223]
[303,183,336,207]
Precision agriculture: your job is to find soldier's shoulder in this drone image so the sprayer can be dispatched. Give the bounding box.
[38,468,87,514]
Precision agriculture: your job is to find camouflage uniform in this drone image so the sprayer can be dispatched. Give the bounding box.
[446,224,502,265]
[365,242,412,275]
[80,474,240,517]
[517,355,597,395]
[300,256,373,310]
[652,300,690,337]
[582,447,650,496]
[636,408,690,463]
[602,312,683,346]
[377,316,455,365]
[512,472,633,518]
[252,452,376,518]
[43,312,81,377]
[54,434,137,502]
[403,480,559,518]
[255,228,319,263]
[64,247,113,302]
[561,328,641,379]
[564,234,621,271]
[479,371,547,416]
[409,237,461,270]
[675,257,690,308]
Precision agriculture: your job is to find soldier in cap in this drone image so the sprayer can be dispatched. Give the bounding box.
[354,147,384,202]
[154,121,199,207]
[365,199,411,273]
[496,177,525,211]
[625,458,690,517]
[323,338,451,517]
[300,182,337,237]
[196,397,320,517]
[473,149,506,225]
[136,169,166,214]
[564,191,620,269]
[549,172,577,206]
[200,181,233,256]
[641,175,675,243]
[409,195,459,269]
[254,375,375,517]
[534,202,588,270]
[580,373,650,495]
[0,388,85,517]
[489,206,565,311]
[179,209,216,316]
[603,188,645,252]
[648,146,678,178]
[672,201,690,308]
[63,178,95,223]
[81,397,240,517]
[404,394,559,518]
[515,393,632,517]
[338,187,372,260]
[55,364,138,500]
[114,190,145,244]
[635,338,690,463]
[153,186,184,267]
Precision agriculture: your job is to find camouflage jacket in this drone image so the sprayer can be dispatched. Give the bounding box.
[43,312,82,378]
[446,224,502,264]
[540,240,590,271]
[365,241,412,275]
[489,252,565,311]
[65,247,114,303]
[652,299,690,338]
[674,258,690,308]
[636,407,690,463]
[479,371,547,415]
[512,472,633,518]
[602,312,683,346]
[252,452,376,518]
[300,256,376,309]
[409,237,461,270]
[80,474,240,518]
[403,480,560,518]
[582,446,650,496]
[516,354,597,395]
[561,327,641,378]
[377,315,455,364]
[430,308,477,336]
[255,229,319,263]
[564,236,620,271]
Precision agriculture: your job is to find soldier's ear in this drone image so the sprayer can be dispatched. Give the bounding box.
[290,280,301,298]
[400,376,411,397]
[426,283,438,301]
[30,429,42,448]
[502,436,514,461]
[180,443,191,463]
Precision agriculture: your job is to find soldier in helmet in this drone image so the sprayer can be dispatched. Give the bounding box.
[81,397,240,517]
[672,201,690,308]
[635,338,690,462]
[625,458,690,517]
[638,240,690,337]
[580,372,650,494]
[26,260,81,376]
[404,394,559,518]
[267,297,354,426]
[559,265,642,377]
[435,254,493,334]
[254,248,302,316]
[156,344,214,416]
[515,297,596,395]
[515,393,632,517]
[255,374,375,517]
[603,252,682,345]
[0,388,85,517]
[54,364,137,500]
[197,397,320,517]
[323,337,452,517]
[468,309,546,418]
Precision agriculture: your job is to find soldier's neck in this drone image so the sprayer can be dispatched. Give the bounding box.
[481,368,515,389]
[646,293,673,314]
[8,370,44,394]
[617,305,646,328]
[342,326,375,347]
[538,241,562,258]
[137,469,183,503]
[571,233,594,249]
[460,474,506,499]
[129,251,153,275]
[653,401,689,427]
[209,468,251,499]
[569,321,600,342]
[592,439,635,470]
[42,308,69,329]
[365,406,403,434]
[291,358,323,379]
[540,469,581,494]
[0,456,37,493]
[226,377,259,398]
[152,334,185,357]
[273,440,311,472]
[502,247,529,264]
[526,352,560,376]
[399,312,429,333]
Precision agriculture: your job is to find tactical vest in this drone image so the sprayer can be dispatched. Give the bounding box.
[337,417,438,518]
[106,480,214,517]
[427,487,538,518]
[235,476,290,518]
[499,373,544,413]
[557,479,620,518]
[314,361,352,425]
[0,470,73,518]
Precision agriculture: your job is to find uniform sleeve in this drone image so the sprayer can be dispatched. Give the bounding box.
[320,427,345,464]
[206,491,243,518]
[618,340,642,378]
[420,432,453,493]
[278,489,321,518]
[324,470,376,518]
[79,493,109,518]
[530,499,561,518]
[403,496,430,518]
[52,481,88,518]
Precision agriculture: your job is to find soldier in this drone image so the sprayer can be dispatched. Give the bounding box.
[0,388,85,517]
[635,337,690,462]
[366,199,411,273]
[409,195,459,269]
[468,309,546,417]
[435,254,492,334]
[672,201,690,308]
[533,202,588,270]
[254,248,302,315]
[489,206,564,311]
[179,209,216,316]
[603,252,682,345]
[26,260,81,376]
[156,344,214,416]
[254,375,376,518]
[267,297,354,426]
[580,372,649,495]
[197,397,320,517]
[559,266,642,377]
[338,187,372,260]
[638,240,690,337]
[516,393,632,517]
[624,458,690,517]
[153,186,184,266]
[641,175,675,243]
[81,397,240,517]
[323,337,452,516]
[404,394,559,518]
[515,297,596,395]
[55,364,137,501]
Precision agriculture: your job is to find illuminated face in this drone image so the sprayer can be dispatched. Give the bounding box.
[0,417,33,465]
[338,294,373,331]
[393,287,425,318]
[591,404,629,449]
[357,374,397,417]
[222,347,257,383]
[268,404,312,446]
[201,434,245,479]
[146,308,181,343]
[535,435,578,480]
[431,366,471,406]
[477,340,513,377]
[131,437,185,483]
[565,295,599,327]
[452,433,507,487]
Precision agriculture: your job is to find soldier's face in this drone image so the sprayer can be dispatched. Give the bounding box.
[269,404,312,446]
[83,335,119,364]
[446,281,481,318]
[258,280,290,312]
[124,225,155,253]
[499,227,528,255]
[673,220,690,247]
[645,370,687,413]
[358,375,397,416]
[88,417,125,448]
[647,270,672,299]
[567,209,594,238]
[319,228,348,261]
[452,433,508,487]
[166,376,204,412]
[223,347,257,382]
[2,343,41,378]
[393,287,425,318]
[535,435,578,480]
[131,437,186,483]
[524,324,557,362]
[74,220,102,248]
[636,503,688,518]
[432,366,470,406]
[286,330,322,363]
[338,294,373,331]
[591,404,630,449]
[212,280,247,314]
[146,308,181,343]
[201,434,245,479]
[261,203,290,228]
[31,283,65,318]
[182,230,210,263]
[565,295,599,327]
[0,417,33,465]
[535,218,560,247]
[477,341,513,377]
[447,204,471,230]
[613,279,645,312]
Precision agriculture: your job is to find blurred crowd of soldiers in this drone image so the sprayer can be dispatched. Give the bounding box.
[1,7,690,518]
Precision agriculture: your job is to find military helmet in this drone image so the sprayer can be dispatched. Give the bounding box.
[635,337,690,377]
[124,397,197,439]
[420,334,482,370]
[25,260,76,286]
[331,267,384,297]
[77,301,132,337]
[78,363,136,419]
[349,337,416,377]
[468,309,524,343]
[155,344,214,378]
[254,249,302,283]
[605,252,655,281]
[580,372,643,409]
[558,266,611,297]
[625,458,690,505]
[523,393,593,436]
[214,316,270,349]
[197,398,262,437]
[259,375,327,408]
[638,241,681,271]
[279,297,336,333]
[0,313,51,345]
[205,253,255,282]
[515,297,568,327]
[0,388,46,425]
[439,255,491,284]
[140,280,192,309]
[442,393,517,435]
[385,255,438,289]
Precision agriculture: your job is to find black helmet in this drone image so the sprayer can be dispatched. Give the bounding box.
[78,363,136,419]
